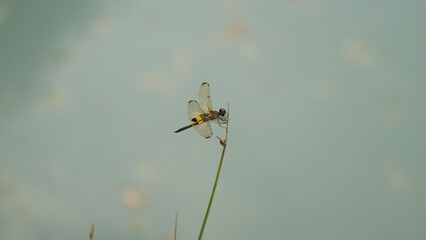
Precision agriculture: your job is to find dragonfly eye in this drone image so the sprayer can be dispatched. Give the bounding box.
[219,108,226,116]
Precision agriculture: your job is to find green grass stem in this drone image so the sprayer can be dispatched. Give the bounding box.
[198,103,230,240]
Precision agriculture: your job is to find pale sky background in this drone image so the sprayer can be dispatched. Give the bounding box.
[1,0,425,239]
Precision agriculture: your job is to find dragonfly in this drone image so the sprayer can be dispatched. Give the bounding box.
[174,82,227,138]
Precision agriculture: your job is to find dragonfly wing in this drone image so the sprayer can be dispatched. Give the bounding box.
[212,117,227,125]
[198,82,212,113]
[193,121,213,138]
[187,100,205,121]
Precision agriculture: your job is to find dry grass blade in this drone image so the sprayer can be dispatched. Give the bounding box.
[89,224,94,240]
[175,209,178,240]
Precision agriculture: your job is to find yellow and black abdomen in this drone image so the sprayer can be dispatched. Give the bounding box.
[191,114,208,125]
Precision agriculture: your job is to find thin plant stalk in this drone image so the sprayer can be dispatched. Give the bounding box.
[174,209,178,240]
[89,224,94,240]
[198,103,230,240]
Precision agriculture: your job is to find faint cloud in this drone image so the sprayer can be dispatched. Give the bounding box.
[386,165,424,193]
[343,37,376,68]
[0,3,10,30]
[138,165,159,186]
[45,88,69,109]
[121,185,145,211]
[211,18,252,46]
[211,18,261,59]
[130,216,149,232]
[240,41,261,59]
[139,71,177,98]
[174,49,192,75]
[226,18,251,40]
[90,18,112,36]
[310,82,333,101]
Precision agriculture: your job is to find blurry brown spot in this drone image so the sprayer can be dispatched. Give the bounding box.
[226,19,251,41]
[121,186,145,210]
[386,165,424,193]
[343,38,376,68]
[211,18,252,46]
[46,89,68,109]
[91,18,112,35]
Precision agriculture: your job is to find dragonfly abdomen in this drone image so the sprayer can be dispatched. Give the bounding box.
[175,114,209,133]
[174,124,193,133]
[191,114,209,124]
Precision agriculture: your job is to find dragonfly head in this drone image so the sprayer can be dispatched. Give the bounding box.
[219,108,226,117]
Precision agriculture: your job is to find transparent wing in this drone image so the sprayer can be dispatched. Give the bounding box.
[188,100,213,138]
[212,116,227,125]
[198,82,212,113]
[193,121,213,138]
[188,100,205,121]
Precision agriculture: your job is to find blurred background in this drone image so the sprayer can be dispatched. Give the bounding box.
[1,0,425,239]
